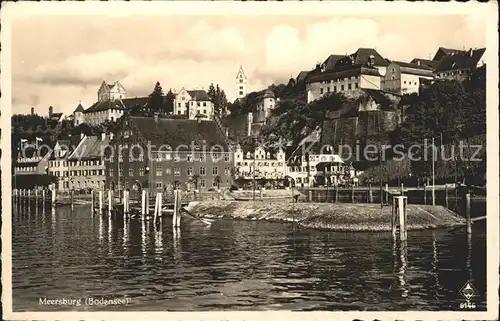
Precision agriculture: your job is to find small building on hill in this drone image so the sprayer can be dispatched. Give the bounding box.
[173,88,215,120]
[383,61,434,94]
[433,48,486,82]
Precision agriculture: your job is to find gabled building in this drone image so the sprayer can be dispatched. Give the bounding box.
[383,61,434,94]
[48,106,63,122]
[73,103,85,126]
[236,66,248,100]
[410,58,437,70]
[173,88,215,120]
[97,81,127,102]
[83,99,127,126]
[105,114,233,193]
[432,47,467,62]
[14,138,52,176]
[434,48,486,82]
[233,144,287,181]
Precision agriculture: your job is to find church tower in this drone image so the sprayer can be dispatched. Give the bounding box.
[236,66,248,100]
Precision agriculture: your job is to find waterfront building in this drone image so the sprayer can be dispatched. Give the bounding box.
[383,61,434,94]
[233,144,287,182]
[13,139,51,176]
[105,114,233,193]
[173,88,215,120]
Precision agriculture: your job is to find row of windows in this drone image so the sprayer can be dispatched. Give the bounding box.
[177,101,208,107]
[319,76,359,84]
[109,167,231,177]
[236,161,284,167]
[110,152,231,162]
[320,82,359,94]
[49,160,103,167]
[16,166,36,172]
[177,109,208,115]
[155,179,226,189]
[439,69,467,77]
[403,80,418,86]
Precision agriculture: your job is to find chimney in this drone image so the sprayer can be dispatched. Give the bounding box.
[154,112,159,123]
[417,60,421,66]
[31,107,34,115]
[101,132,106,141]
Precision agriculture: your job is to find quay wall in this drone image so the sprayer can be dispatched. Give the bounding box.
[184,200,466,231]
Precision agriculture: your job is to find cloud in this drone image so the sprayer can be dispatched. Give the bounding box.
[28,50,137,86]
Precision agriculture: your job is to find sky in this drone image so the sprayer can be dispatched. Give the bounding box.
[11,14,486,116]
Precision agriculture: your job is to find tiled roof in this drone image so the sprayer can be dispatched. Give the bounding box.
[432,47,467,61]
[74,103,85,113]
[262,89,275,99]
[306,65,381,83]
[83,99,126,113]
[130,116,229,149]
[323,54,345,71]
[392,61,434,77]
[410,58,437,69]
[296,70,312,82]
[187,90,210,101]
[121,97,149,109]
[69,135,110,160]
[434,48,486,72]
[347,48,389,67]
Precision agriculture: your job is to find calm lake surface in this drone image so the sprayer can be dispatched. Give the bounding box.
[12,202,486,311]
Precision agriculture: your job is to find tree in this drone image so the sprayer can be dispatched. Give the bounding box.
[147,81,164,113]
[163,90,175,115]
[207,83,229,116]
[214,175,222,190]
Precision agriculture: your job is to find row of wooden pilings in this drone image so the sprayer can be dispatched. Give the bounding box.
[88,189,182,228]
[12,188,56,207]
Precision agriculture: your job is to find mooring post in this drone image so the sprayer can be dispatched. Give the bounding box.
[396,196,408,242]
[51,186,56,208]
[90,189,95,214]
[35,189,39,205]
[157,192,162,224]
[42,189,46,212]
[153,192,159,225]
[368,184,373,203]
[423,184,427,205]
[173,190,178,227]
[146,190,150,215]
[176,190,182,227]
[308,190,312,203]
[465,193,471,235]
[125,190,130,216]
[351,185,355,203]
[385,184,389,204]
[70,189,74,211]
[400,183,404,196]
[335,185,339,203]
[98,190,103,215]
[391,197,397,240]
[445,184,449,209]
[108,190,112,216]
[141,190,146,220]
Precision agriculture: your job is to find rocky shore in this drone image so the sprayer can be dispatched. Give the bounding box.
[184,201,466,231]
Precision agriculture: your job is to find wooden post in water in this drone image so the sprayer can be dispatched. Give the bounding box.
[35,189,38,205]
[176,190,182,227]
[445,184,449,208]
[385,184,389,204]
[351,185,355,203]
[108,190,112,216]
[51,187,56,208]
[157,192,162,224]
[400,183,404,196]
[28,190,31,211]
[141,190,146,220]
[335,185,339,203]
[146,191,150,216]
[42,189,46,213]
[368,184,373,203]
[396,196,408,242]
[173,190,178,227]
[98,190,103,215]
[465,193,471,235]
[70,189,74,210]
[308,190,312,202]
[90,190,95,214]
[423,184,427,205]
[391,197,397,240]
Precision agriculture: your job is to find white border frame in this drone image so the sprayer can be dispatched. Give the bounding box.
[1,2,498,320]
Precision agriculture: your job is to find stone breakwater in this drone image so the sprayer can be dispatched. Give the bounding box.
[184,201,466,231]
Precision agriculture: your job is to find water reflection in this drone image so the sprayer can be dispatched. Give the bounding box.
[12,205,487,311]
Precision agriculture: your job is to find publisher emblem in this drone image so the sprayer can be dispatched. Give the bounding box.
[459,281,477,309]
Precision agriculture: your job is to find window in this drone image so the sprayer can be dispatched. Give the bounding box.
[341,85,345,91]
[348,84,352,90]
[404,81,407,84]
[327,87,330,92]
[187,167,193,176]
[212,180,218,187]
[200,154,206,162]
[187,155,193,162]
[225,167,230,175]
[333,86,337,92]
[119,168,123,176]
[213,167,218,175]
[156,166,163,176]
[239,91,243,95]
[203,109,207,114]
[320,88,324,94]
[174,168,180,176]
[200,167,206,175]
[203,102,206,107]
[224,154,230,162]
[239,79,243,83]
[139,168,144,176]
[391,76,395,80]
[156,181,163,188]
[129,168,134,176]
[200,179,206,188]
[165,168,171,174]
[197,102,200,107]
[355,83,359,88]
[177,111,181,115]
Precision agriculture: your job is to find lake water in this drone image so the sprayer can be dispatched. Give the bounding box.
[12,202,486,311]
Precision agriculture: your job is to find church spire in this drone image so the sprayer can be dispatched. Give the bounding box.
[236,65,248,100]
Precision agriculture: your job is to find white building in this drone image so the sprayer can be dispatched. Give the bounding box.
[173,88,215,120]
[73,103,85,126]
[383,61,434,95]
[236,66,248,100]
[97,81,127,101]
[83,100,126,126]
[233,145,287,181]
[255,89,276,118]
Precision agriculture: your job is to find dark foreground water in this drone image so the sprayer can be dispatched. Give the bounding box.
[12,203,486,311]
